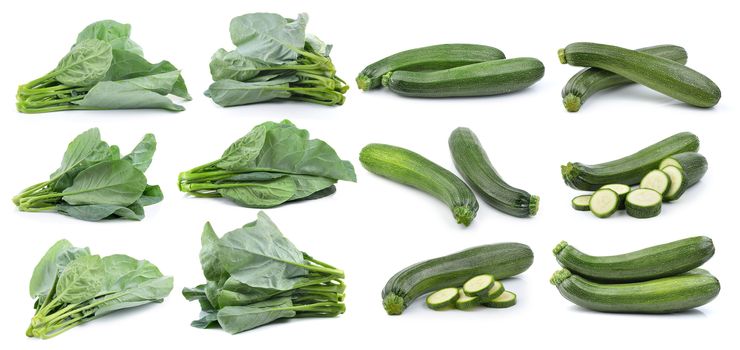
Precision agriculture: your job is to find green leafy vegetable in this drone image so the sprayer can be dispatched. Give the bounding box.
[178,120,355,208]
[13,128,162,221]
[183,212,345,334]
[17,19,189,113]
[26,240,173,339]
[205,13,347,107]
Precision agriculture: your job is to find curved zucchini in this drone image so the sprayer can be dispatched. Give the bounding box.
[381,243,533,315]
[558,42,720,107]
[360,143,478,226]
[550,268,720,313]
[553,236,715,283]
[562,45,688,112]
[356,44,506,91]
[449,127,538,217]
[659,152,708,187]
[382,57,544,98]
[561,131,700,190]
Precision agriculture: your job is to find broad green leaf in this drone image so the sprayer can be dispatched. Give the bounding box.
[62,160,147,206]
[182,284,207,301]
[137,185,164,206]
[94,276,173,317]
[100,255,166,295]
[55,39,112,86]
[122,133,156,172]
[191,311,219,329]
[56,255,104,304]
[74,72,186,111]
[29,240,90,299]
[51,128,102,179]
[209,48,267,81]
[75,20,143,57]
[289,175,336,200]
[218,176,297,208]
[56,202,145,221]
[205,78,294,107]
[305,33,332,57]
[229,13,307,64]
[199,222,228,283]
[106,49,190,99]
[217,172,286,182]
[216,297,295,334]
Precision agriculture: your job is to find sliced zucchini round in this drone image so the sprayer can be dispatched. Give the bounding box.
[483,291,517,308]
[425,287,460,310]
[571,195,591,211]
[455,288,480,310]
[589,189,619,218]
[463,274,495,297]
[626,188,662,218]
[662,165,688,201]
[640,169,671,195]
[600,184,630,209]
[484,281,505,301]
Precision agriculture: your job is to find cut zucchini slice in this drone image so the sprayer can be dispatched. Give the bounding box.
[463,274,495,297]
[483,291,517,308]
[571,195,591,211]
[600,184,630,209]
[426,287,459,310]
[484,281,505,301]
[662,165,688,201]
[640,169,671,195]
[626,188,662,218]
[589,189,619,218]
[455,288,480,310]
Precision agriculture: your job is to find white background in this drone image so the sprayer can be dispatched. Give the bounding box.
[0,0,735,348]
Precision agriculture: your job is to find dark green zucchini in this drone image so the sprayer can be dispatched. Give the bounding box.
[553,236,715,283]
[558,42,720,107]
[562,44,688,112]
[449,127,538,217]
[561,131,700,190]
[360,143,478,226]
[382,57,544,98]
[356,44,506,91]
[659,152,708,187]
[550,268,720,313]
[382,243,533,315]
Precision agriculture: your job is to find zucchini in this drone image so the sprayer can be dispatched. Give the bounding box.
[484,281,505,301]
[455,288,479,310]
[553,236,715,283]
[550,268,720,313]
[482,291,517,308]
[463,274,495,297]
[356,44,506,91]
[625,188,662,218]
[640,169,671,195]
[381,243,533,315]
[589,189,619,218]
[360,143,479,226]
[571,195,591,211]
[561,44,688,112]
[599,184,630,209]
[449,127,539,217]
[382,57,544,98]
[426,287,459,310]
[659,152,708,187]
[558,42,721,108]
[661,165,688,201]
[561,131,700,190]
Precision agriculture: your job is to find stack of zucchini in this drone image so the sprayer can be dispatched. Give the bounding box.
[426,274,517,311]
[357,44,544,98]
[564,132,707,218]
[550,237,720,313]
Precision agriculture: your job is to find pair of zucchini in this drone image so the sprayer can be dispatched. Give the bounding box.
[551,237,720,313]
[357,44,544,98]
[559,42,721,111]
[360,127,538,226]
[426,274,516,311]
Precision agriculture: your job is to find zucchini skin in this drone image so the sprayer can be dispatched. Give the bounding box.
[449,127,538,218]
[553,236,715,283]
[559,42,720,107]
[562,45,688,112]
[356,44,506,91]
[561,131,700,190]
[382,243,533,315]
[662,152,708,187]
[550,269,720,314]
[359,143,478,226]
[383,57,544,98]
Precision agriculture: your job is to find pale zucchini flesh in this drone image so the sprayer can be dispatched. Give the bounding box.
[483,291,517,308]
[600,184,630,209]
[589,189,619,218]
[463,274,495,297]
[571,195,591,211]
[455,288,480,310]
[640,169,671,195]
[485,281,505,301]
[626,188,662,218]
[662,165,688,201]
[426,287,459,310]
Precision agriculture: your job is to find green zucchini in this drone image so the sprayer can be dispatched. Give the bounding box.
[356,44,506,91]
[482,291,517,308]
[426,287,459,310]
[360,143,479,226]
[455,288,480,310]
[553,236,715,283]
[381,243,533,315]
[561,131,700,190]
[661,165,688,201]
[558,42,720,108]
[463,274,495,297]
[640,169,671,195]
[449,127,538,217]
[561,45,688,112]
[571,195,591,211]
[484,281,505,301]
[600,184,630,209]
[589,189,619,218]
[659,152,708,187]
[625,188,662,218]
[550,268,720,313]
[382,57,544,98]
